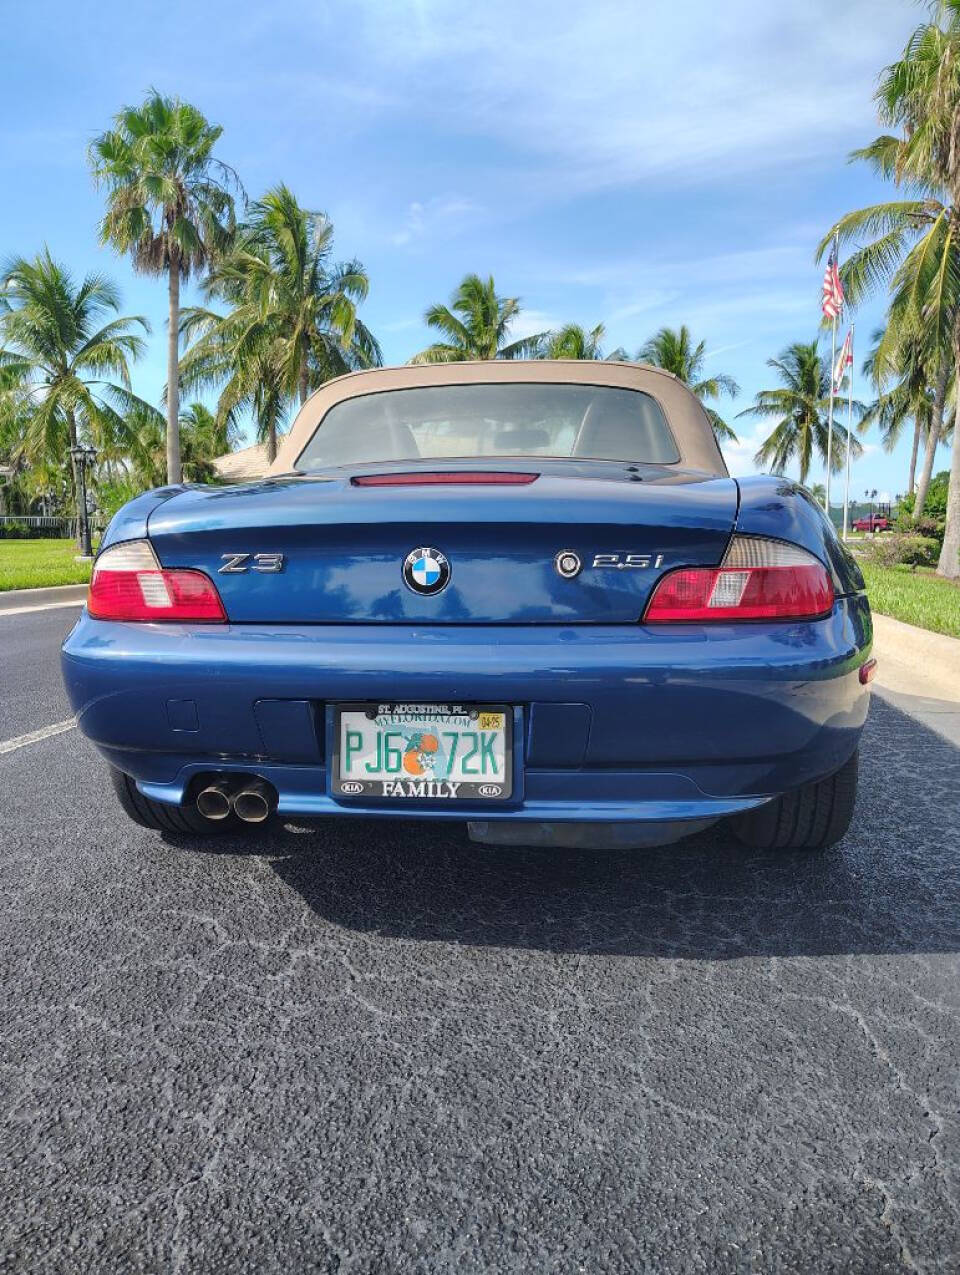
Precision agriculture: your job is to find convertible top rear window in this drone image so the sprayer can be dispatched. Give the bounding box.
[294,383,681,471]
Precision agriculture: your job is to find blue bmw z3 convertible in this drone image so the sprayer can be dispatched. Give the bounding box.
[61,359,875,851]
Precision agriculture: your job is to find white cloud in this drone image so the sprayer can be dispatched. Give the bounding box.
[720,420,771,479]
[529,235,823,335]
[379,316,422,333]
[720,420,879,484]
[605,293,676,325]
[507,308,563,341]
[703,340,752,362]
[318,0,915,200]
[391,196,481,247]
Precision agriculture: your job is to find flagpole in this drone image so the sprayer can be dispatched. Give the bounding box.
[826,313,837,514]
[842,323,854,541]
[824,232,839,518]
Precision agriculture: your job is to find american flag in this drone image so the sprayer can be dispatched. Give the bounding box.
[833,327,853,392]
[822,245,845,319]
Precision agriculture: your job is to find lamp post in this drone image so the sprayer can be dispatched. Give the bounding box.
[69,444,97,558]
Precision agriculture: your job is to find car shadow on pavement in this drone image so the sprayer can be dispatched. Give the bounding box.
[167,697,960,960]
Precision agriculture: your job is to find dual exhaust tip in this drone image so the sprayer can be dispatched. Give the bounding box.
[196,777,275,825]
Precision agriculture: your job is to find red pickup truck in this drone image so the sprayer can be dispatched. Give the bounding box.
[852,513,891,533]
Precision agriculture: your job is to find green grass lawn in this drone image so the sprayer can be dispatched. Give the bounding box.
[860,561,960,639]
[0,539,92,592]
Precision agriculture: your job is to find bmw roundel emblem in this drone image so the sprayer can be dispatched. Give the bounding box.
[403,546,450,595]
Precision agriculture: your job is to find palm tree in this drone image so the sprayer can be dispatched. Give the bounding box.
[818,172,953,527]
[128,401,237,487]
[184,331,288,463]
[0,378,33,516]
[0,250,159,540]
[738,340,863,486]
[179,314,288,464]
[815,3,960,576]
[89,90,241,485]
[410,274,544,363]
[178,402,237,480]
[637,326,739,443]
[181,185,380,461]
[861,326,938,496]
[539,322,610,360]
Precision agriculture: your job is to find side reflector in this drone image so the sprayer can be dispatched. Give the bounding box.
[88,540,226,623]
[352,471,539,486]
[645,536,834,623]
[859,658,878,685]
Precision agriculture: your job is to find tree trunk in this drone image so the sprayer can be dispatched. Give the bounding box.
[299,355,309,406]
[907,419,921,496]
[267,420,277,464]
[67,410,80,548]
[799,419,811,487]
[936,326,960,579]
[937,418,960,577]
[166,251,182,485]
[914,361,948,518]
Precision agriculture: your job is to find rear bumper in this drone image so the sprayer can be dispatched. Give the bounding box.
[61,595,872,822]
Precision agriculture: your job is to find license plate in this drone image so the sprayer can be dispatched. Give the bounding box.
[333,703,512,800]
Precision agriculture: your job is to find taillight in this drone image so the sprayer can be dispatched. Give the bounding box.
[88,540,226,623]
[644,536,834,623]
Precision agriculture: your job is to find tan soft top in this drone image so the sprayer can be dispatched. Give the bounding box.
[267,359,727,477]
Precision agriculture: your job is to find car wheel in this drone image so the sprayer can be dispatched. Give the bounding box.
[729,751,858,851]
[109,766,238,835]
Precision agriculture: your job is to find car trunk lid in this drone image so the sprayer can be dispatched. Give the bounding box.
[146,462,738,623]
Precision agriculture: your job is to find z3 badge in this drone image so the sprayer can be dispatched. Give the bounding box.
[219,553,285,573]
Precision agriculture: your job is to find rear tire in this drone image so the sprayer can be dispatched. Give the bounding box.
[109,766,237,836]
[730,751,858,851]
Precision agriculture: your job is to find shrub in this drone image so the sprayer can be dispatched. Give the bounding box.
[912,514,944,542]
[899,471,950,521]
[859,534,941,568]
[894,511,945,541]
[96,478,142,524]
[0,520,31,539]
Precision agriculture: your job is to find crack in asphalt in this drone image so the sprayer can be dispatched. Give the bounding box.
[0,691,959,1271]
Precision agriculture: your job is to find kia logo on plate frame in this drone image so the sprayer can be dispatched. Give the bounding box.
[403,547,451,595]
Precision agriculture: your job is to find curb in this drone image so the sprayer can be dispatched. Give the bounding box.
[0,583,88,615]
[872,612,960,705]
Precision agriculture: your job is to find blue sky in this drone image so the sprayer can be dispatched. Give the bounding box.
[3,0,942,500]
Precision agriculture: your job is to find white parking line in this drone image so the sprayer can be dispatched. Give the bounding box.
[0,718,77,755]
[0,600,85,618]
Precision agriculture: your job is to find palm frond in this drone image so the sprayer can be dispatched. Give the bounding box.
[89,89,241,282]
[814,200,939,263]
[412,274,528,362]
[703,408,738,444]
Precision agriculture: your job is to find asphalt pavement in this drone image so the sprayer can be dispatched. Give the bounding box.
[2,604,959,1273]
[0,606,79,739]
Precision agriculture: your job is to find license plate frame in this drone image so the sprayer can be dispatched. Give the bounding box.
[332,702,513,801]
